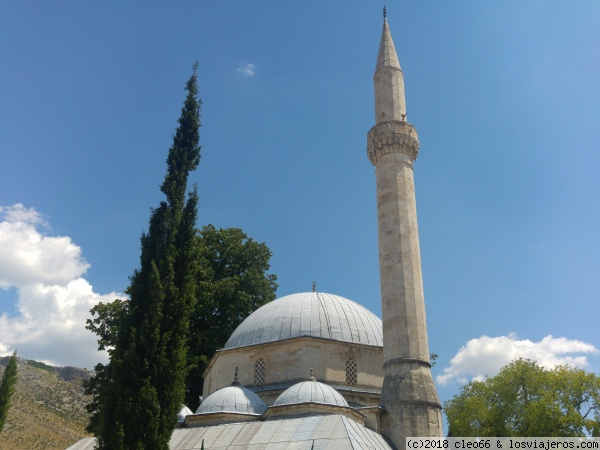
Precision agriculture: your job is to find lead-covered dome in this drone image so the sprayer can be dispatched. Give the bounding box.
[177,405,193,423]
[195,385,267,416]
[273,379,349,407]
[224,292,383,349]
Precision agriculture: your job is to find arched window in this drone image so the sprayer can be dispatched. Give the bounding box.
[346,358,357,385]
[255,358,265,386]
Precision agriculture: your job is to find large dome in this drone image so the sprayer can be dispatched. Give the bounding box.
[224,292,383,349]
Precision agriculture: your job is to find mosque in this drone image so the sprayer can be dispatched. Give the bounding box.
[69,10,442,450]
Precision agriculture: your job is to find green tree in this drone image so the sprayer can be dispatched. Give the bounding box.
[185,225,277,410]
[89,64,201,449]
[86,299,129,352]
[444,358,600,437]
[84,299,129,435]
[0,351,18,433]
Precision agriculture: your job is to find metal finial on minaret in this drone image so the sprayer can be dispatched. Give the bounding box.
[383,6,387,20]
[312,280,316,292]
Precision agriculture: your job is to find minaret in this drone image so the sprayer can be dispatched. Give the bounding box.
[367,9,443,448]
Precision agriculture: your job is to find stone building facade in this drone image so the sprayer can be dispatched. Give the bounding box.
[203,292,384,408]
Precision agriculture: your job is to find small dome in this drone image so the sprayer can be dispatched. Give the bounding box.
[225,292,383,349]
[273,380,349,407]
[196,385,267,415]
[177,405,193,423]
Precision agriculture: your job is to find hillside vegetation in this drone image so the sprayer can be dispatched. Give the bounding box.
[0,356,91,450]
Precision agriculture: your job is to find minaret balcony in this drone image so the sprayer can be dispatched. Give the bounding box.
[367,120,420,166]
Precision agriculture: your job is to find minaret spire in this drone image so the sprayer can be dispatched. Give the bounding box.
[374,11,405,125]
[367,11,443,448]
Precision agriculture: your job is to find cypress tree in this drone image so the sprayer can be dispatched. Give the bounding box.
[0,351,18,433]
[94,64,201,449]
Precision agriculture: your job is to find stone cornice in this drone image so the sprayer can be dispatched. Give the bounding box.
[185,411,261,427]
[383,357,431,369]
[367,121,420,166]
[265,402,366,423]
[383,398,442,409]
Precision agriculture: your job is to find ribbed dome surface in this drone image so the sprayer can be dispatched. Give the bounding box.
[224,292,383,349]
[273,380,349,407]
[195,386,267,415]
[177,405,193,423]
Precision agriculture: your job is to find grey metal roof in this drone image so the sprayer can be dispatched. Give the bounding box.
[172,414,393,449]
[224,292,383,349]
[66,437,96,450]
[68,415,394,450]
[196,385,267,415]
[273,380,349,408]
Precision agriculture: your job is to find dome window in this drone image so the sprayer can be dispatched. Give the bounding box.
[346,358,357,385]
[255,358,265,386]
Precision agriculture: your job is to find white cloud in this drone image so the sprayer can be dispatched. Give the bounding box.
[0,203,90,287]
[0,203,46,225]
[437,333,599,385]
[237,63,256,77]
[0,204,123,369]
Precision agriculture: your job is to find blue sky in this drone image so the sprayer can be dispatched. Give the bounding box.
[1,2,599,413]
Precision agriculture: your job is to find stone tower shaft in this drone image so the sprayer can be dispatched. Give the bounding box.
[367,16,442,448]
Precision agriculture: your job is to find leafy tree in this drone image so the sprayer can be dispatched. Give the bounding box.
[185,224,277,410]
[88,63,201,449]
[430,353,438,367]
[0,351,18,433]
[86,299,129,352]
[444,358,600,437]
[84,299,129,435]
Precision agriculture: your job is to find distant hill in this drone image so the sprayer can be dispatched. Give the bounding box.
[0,356,92,450]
